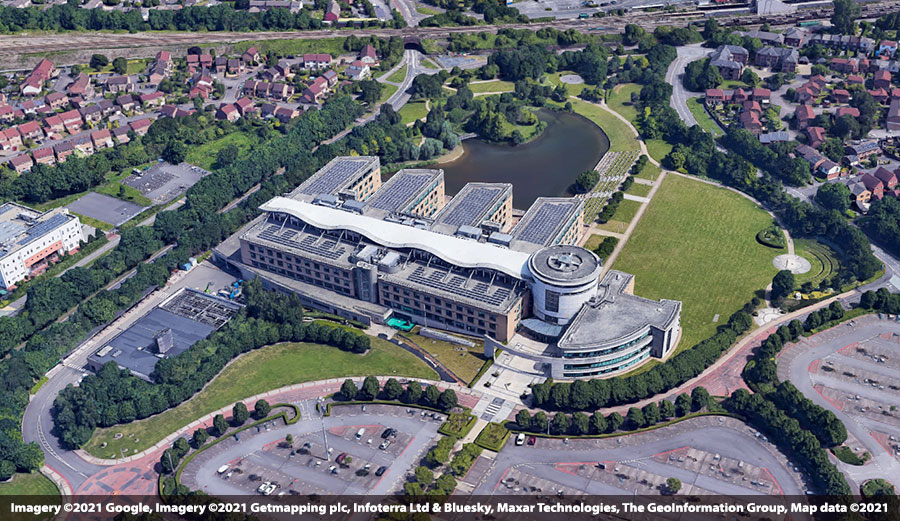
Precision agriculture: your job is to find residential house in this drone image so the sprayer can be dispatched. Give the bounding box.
[227,59,243,76]
[755,47,798,72]
[216,103,240,122]
[874,167,899,191]
[43,115,64,134]
[346,60,370,81]
[796,104,815,130]
[44,92,68,110]
[879,40,898,57]
[3,128,22,151]
[199,54,213,70]
[269,82,294,99]
[705,89,726,105]
[759,131,790,144]
[53,141,74,162]
[20,99,44,114]
[31,147,55,166]
[303,54,333,70]
[888,98,900,131]
[806,126,826,149]
[861,173,885,200]
[274,106,298,123]
[359,45,378,65]
[20,58,55,96]
[116,94,137,111]
[8,154,33,173]
[301,77,328,104]
[751,88,770,102]
[835,107,860,119]
[72,134,94,156]
[795,144,826,170]
[868,88,888,104]
[79,105,102,124]
[91,129,113,149]
[17,121,43,142]
[261,67,282,82]
[732,87,750,103]
[322,69,338,88]
[324,0,340,22]
[0,105,14,123]
[235,97,256,117]
[260,103,277,118]
[741,29,784,46]
[97,99,118,118]
[214,56,227,75]
[848,74,865,85]
[783,27,807,47]
[795,84,817,103]
[850,182,872,209]
[139,92,165,107]
[829,57,858,74]
[112,126,131,144]
[819,159,841,179]
[845,140,880,163]
[709,45,746,80]
[106,76,134,94]
[274,60,293,80]
[129,118,152,136]
[242,47,260,65]
[59,109,83,133]
[831,89,851,103]
[874,69,892,90]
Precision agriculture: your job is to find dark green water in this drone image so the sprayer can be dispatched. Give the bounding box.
[440,109,611,207]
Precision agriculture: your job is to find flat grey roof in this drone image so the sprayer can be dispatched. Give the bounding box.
[292,156,379,199]
[364,168,442,217]
[559,270,681,351]
[432,183,511,233]
[510,197,582,248]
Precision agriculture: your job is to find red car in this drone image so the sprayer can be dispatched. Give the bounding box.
[527,436,536,446]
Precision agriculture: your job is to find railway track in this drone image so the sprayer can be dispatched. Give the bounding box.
[2,0,900,57]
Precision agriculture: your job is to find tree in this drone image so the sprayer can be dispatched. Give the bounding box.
[691,387,710,412]
[163,141,187,164]
[626,407,646,430]
[254,399,271,419]
[832,0,861,35]
[160,449,178,474]
[424,385,441,407]
[816,183,851,213]
[771,269,796,303]
[112,57,127,75]
[415,466,434,485]
[532,411,549,433]
[516,410,532,430]
[90,54,109,70]
[572,412,590,435]
[285,434,293,447]
[404,381,423,403]
[666,477,682,494]
[659,399,676,419]
[357,80,384,105]
[192,428,209,447]
[606,411,624,432]
[383,378,403,400]
[216,144,239,167]
[213,414,228,437]
[0,460,14,481]
[359,376,380,401]
[232,402,249,425]
[437,389,458,411]
[590,411,607,434]
[340,379,358,401]
[550,413,571,435]
[433,474,457,495]
[740,68,760,87]
[675,394,691,417]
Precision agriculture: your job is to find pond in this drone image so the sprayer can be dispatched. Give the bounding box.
[439,109,610,208]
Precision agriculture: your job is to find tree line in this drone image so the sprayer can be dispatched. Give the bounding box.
[339,377,459,411]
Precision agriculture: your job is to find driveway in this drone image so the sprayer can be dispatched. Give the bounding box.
[666,44,710,128]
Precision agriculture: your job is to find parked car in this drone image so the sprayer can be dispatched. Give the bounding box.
[527,436,536,446]
[379,440,391,450]
[375,466,388,476]
[515,433,526,446]
[381,428,396,439]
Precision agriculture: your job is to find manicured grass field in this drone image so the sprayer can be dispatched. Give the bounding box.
[645,139,673,164]
[626,182,652,198]
[84,339,437,458]
[567,99,640,153]
[400,328,487,384]
[468,80,515,94]
[386,65,408,83]
[635,161,662,181]
[399,100,429,125]
[0,472,60,495]
[544,71,586,96]
[719,79,750,90]
[596,199,642,233]
[613,174,779,352]
[185,132,254,170]
[687,97,724,137]
[793,238,840,287]
[606,83,641,123]
[584,233,607,251]
[416,5,441,15]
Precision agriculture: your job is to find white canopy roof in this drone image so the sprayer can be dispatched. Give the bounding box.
[260,197,532,279]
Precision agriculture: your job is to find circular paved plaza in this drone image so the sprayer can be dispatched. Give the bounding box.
[773,254,811,274]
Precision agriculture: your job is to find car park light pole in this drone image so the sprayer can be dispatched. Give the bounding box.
[318,397,330,460]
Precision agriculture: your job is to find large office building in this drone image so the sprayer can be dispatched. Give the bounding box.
[0,202,85,289]
[215,157,681,378]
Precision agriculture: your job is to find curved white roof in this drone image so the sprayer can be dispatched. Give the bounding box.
[260,197,531,278]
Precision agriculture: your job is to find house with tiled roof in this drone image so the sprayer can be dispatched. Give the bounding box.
[8,154,33,173]
[91,129,113,149]
[303,54,333,70]
[216,103,240,122]
[874,69,892,90]
[235,97,256,116]
[755,47,798,72]
[795,104,815,129]
[53,141,74,162]
[129,118,152,136]
[832,89,851,103]
[861,173,885,200]
[835,107,860,119]
[32,146,55,166]
[709,45,746,80]
[44,92,68,110]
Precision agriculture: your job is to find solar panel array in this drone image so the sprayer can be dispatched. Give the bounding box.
[299,158,369,196]
[258,225,346,260]
[437,186,502,227]
[366,172,433,212]
[514,202,574,245]
[406,265,513,307]
[17,213,70,247]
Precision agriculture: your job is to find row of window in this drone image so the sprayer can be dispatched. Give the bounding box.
[249,259,354,296]
[562,332,651,359]
[384,301,497,336]
[562,343,653,371]
[562,349,651,378]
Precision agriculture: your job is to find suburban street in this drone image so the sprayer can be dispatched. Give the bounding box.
[666,44,709,129]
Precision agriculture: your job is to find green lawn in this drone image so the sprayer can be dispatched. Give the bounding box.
[606,83,641,123]
[421,58,441,70]
[613,174,779,352]
[596,198,642,233]
[544,71,586,96]
[386,65,408,83]
[645,139,672,164]
[468,80,515,94]
[567,98,640,153]
[233,38,346,58]
[635,161,662,181]
[185,132,254,170]
[719,79,750,90]
[378,83,399,104]
[83,339,437,458]
[400,328,487,383]
[416,5,441,15]
[70,212,113,231]
[399,100,429,125]
[584,234,607,251]
[687,97,724,137]
[0,472,60,495]
[95,182,152,207]
[626,182,652,198]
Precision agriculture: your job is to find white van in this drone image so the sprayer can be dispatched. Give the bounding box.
[217,465,230,475]
[515,433,526,446]
[355,428,365,439]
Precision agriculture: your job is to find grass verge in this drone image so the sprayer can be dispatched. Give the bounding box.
[613,174,779,352]
[474,422,510,452]
[567,98,640,153]
[687,97,724,137]
[437,412,477,438]
[84,339,437,458]
[831,445,870,466]
[606,83,641,123]
[185,132,254,171]
[0,472,60,496]
[399,100,429,125]
[468,80,515,94]
[385,65,408,83]
[400,328,486,383]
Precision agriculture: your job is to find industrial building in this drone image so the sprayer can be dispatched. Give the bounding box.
[87,288,241,381]
[0,202,85,289]
[215,157,681,378]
